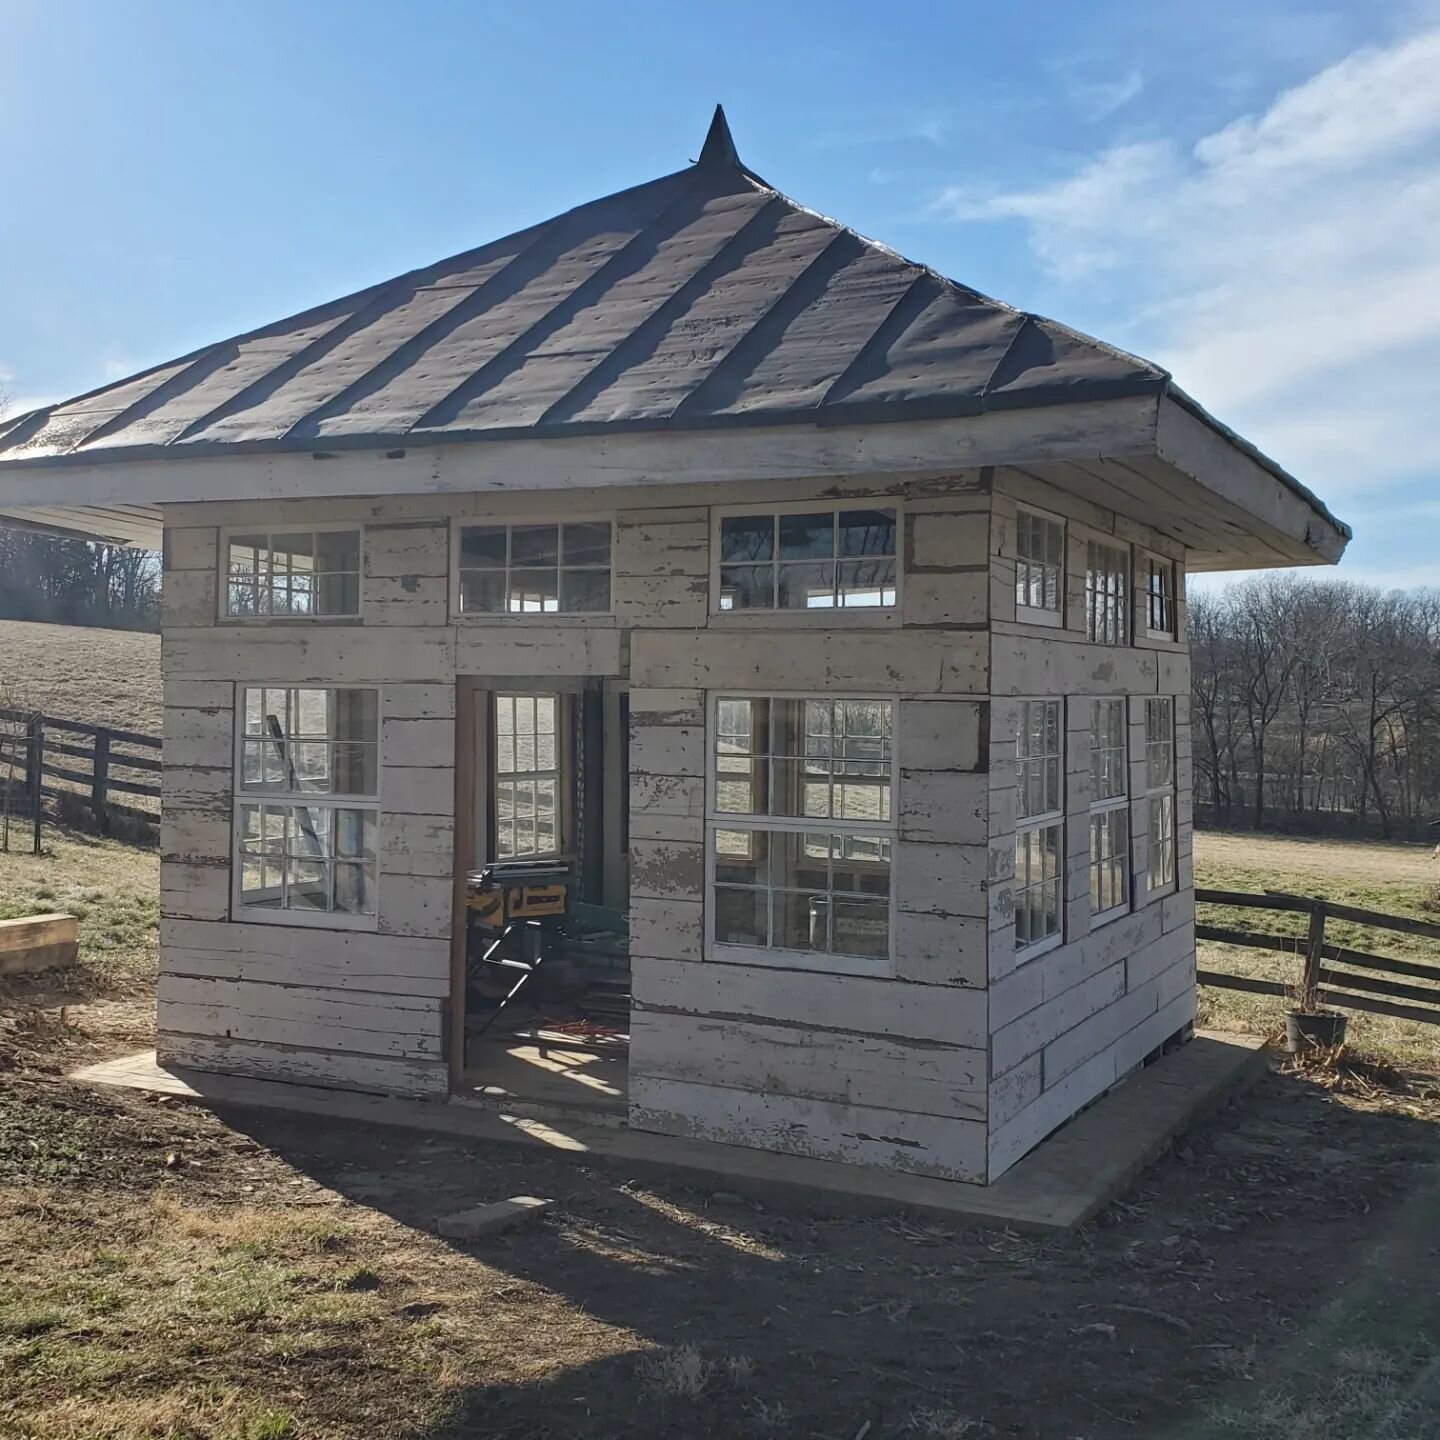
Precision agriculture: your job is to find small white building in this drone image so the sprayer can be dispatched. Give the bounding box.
[0,112,1348,1184]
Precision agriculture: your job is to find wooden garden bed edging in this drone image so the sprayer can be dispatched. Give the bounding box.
[0,913,80,976]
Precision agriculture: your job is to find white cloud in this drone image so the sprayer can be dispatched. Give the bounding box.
[1061,66,1145,123]
[933,26,1440,504]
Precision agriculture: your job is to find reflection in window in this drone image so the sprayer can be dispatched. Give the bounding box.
[1089,698,1129,919]
[226,530,360,618]
[718,509,897,611]
[1015,510,1064,614]
[458,522,612,614]
[234,686,379,919]
[493,693,561,858]
[709,696,895,961]
[1015,699,1063,950]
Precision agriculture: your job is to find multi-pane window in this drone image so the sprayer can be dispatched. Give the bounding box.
[225,529,360,618]
[1085,542,1129,645]
[1015,699,1063,951]
[457,522,612,614]
[1015,510,1064,617]
[709,697,894,961]
[235,687,379,921]
[1145,556,1176,637]
[717,508,897,611]
[493,694,562,859]
[1146,698,1176,893]
[1089,698,1129,919]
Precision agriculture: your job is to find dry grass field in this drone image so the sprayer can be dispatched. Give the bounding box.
[1194,830,1440,1067]
[0,827,1438,1437]
[0,619,161,736]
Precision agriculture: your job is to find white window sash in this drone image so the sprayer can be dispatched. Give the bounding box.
[452,516,616,619]
[1143,698,1177,896]
[1015,508,1065,625]
[709,500,902,617]
[221,526,363,621]
[705,693,897,970]
[1015,697,1064,954]
[231,685,381,930]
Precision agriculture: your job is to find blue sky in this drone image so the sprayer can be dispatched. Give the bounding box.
[3,0,1437,586]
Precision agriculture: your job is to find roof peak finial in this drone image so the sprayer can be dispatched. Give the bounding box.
[697,104,741,169]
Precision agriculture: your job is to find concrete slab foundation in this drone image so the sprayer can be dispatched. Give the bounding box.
[72,1031,1268,1233]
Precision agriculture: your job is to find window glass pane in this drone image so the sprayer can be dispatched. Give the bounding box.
[287,857,330,911]
[718,564,774,610]
[508,570,560,613]
[715,828,767,886]
[560,569,610,612]
[778,512,835,561]
[715,886,768,947]
[837,557,896,607]
[461,526,508,567]
[511,525,559,566]
[316,530,360,573]
[774,889,828,952]
[832,899,889,959]
[777,561,835,609]
[334,863,373,915]
[837,509,896,557]
[561,522,612,567]
[772,829,832,895]
[334,689,378,743]
[720,514,774,563]
[460,571,507,613]
[315,573,358,615]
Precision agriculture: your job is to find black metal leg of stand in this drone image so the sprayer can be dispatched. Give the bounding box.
[471,922,546,1039]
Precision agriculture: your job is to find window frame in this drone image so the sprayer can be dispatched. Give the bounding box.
[708,498,904,622]
[488,690,569,862]
[230,684,382,931]
[1088,697,1130,926]
[704,691,899,976]
[1145,697,1178,897]
[449,514,617,622]
[1085,539,1130,647]
[1013,697,1065,959]
[219,524,363,623]
[1142,553,1178,640]
[1014,506,1066,628]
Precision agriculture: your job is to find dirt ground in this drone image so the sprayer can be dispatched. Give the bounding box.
[1195,829,1437,884]
[4,967,1440,1439]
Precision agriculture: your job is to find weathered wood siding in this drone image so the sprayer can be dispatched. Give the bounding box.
[984,469,1196,1181]
[156,476,994,1136]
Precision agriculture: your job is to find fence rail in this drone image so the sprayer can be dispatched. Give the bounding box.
[0,708,161,847]
[1196,887,1440,1027]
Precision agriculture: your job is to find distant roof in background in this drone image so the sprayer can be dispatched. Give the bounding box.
[0,108,1171,470]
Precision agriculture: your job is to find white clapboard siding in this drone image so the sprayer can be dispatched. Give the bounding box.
[381,717,456,768]
[364,575,449,626]
[161,860,230,922]
[628,688,704,727]
[382,764,455,817]
[628,896,704,963]
[629,1011,986,1121]
[630,630,988,694]
[898,770,988,845]
[614,514,709,578]
[454,626,622,678]
[378,873,453,939]
[893,911,988,988]
[629,723,704,778]
[164,628,457,684]
[157,974,443,1058]
[381,682,455,720]
[158,1032,448,1100]
[897,699,983,772]
[363,521,449,578]
[160,918,451,997]
[628,839,704,901]
[161,569,218,628]
[630,1076,987,1182]
[379,813,456,880]
[632,956,987,1049]
[893,842,990,920]
[165,526,219,574]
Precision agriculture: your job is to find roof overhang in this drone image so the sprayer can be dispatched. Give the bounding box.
[0,392,1349,569]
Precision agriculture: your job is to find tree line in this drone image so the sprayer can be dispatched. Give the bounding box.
[0,530,159,631]
[1190,576,1440,839]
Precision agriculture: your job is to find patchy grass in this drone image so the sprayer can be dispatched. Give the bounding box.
[0,832,158,995]
[1195,832,1440,1067]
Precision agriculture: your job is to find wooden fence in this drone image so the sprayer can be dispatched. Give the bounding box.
[0,708,161,847]
[1196,887,1440,1027]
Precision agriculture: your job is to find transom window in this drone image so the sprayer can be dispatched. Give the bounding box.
[234,686,379,923]
[1089,698,1129,920]
[1015,699,1063,952]
[1145,556,1176,637]
[1146,697,1177,893]
[457,522,612,614]
[1085,541,1129,646]
[717,507,897,611]
[709,696,894,962]
[492,693,563,859]
[225,529,360,618]
[1015,510,1064,618]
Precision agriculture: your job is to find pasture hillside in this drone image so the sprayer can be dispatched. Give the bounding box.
[0,619,161,736]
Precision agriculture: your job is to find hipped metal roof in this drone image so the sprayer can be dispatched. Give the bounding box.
[0,109,1170,467]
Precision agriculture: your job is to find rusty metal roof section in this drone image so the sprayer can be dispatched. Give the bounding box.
[0,107,1170,471]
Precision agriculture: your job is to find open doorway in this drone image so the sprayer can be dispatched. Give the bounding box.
[449,678,630,1117]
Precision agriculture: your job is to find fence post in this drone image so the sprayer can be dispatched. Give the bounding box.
[91,729,112,835]
[30,716,44,855]
[1302,899,1328,1007]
